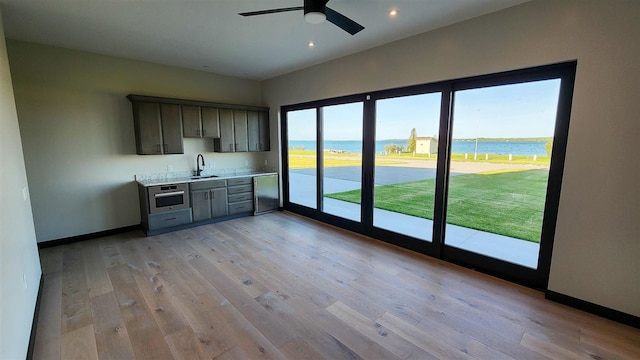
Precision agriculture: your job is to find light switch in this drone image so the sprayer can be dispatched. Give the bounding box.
[22,187,28,201]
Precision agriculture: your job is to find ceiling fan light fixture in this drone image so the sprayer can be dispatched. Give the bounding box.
[304,11,326,24]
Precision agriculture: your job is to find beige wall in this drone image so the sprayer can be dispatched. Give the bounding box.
[7,40,268,242]
[0,7,42,359]
[263,0,640,316]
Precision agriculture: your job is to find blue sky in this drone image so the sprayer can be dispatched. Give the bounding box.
[287,79,561,140]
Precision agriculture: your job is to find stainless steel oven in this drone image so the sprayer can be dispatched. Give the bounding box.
[147,183,190,214]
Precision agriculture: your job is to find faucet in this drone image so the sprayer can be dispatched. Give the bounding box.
[196,154,205,176]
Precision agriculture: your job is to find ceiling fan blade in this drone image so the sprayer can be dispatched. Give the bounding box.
[239,7,303,17]
[325,7,364,35]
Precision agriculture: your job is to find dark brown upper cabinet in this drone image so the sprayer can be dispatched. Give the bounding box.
[183,105,220,138]
[127,94,268,154]
[214,109,235,153]
[130,100,184,155]
[233,110,249,152]
[248,111,270,152]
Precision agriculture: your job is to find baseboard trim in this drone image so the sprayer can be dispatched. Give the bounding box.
[545,290,640,329]
[37,224,142,249]
[26,274,44,360]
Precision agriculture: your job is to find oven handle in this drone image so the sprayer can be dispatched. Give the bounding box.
[154,190,185,198]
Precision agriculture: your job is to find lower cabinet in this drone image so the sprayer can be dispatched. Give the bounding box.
[140,175,268,236]
[227,177,254,215]
[191,180,228,222]
[147,208,192,231]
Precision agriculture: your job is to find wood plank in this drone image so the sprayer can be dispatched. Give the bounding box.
[118,236,188,336]
[148,237,286,359]
[82,239,113,298]
[255,292,366,360]
[279,337,328,360]
[90,291,136,360]
[213,346,251,360]
[61,243,92,333]
[189,256,297,348]
[98,236,127,268]
[325,301,434,359]
[61,324,99,360]
[580,322,640,359]
[520,332,587,360]
[107,264,174,360]
[32,271,63,360]
[164,327,211,360]
[377,312,484,360]
[39,245,64,274]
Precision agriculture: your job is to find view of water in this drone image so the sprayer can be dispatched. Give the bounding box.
[289,139,549,156]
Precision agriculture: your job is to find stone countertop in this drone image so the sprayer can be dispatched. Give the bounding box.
[136,171,278,187]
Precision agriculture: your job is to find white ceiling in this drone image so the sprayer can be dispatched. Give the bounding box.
[0,0,530,81]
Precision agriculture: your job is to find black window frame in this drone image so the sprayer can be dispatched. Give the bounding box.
[281,61,577,289]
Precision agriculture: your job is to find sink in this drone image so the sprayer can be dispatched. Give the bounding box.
[190,175,218,180]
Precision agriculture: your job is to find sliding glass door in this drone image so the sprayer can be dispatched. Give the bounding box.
[282,62,576,287]
[321,102,363,222]
[286,109,317,209]
[372,93,442,241]
[445,79,561,269]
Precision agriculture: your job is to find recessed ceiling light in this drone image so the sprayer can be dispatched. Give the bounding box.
[308,41,315,48]
[389,9,398,17]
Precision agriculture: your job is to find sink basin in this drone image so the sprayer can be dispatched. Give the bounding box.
[190,175,218,180]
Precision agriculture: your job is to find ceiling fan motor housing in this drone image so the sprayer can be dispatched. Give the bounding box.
[304,0,329,23]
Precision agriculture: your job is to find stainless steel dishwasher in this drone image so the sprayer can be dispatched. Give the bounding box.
[253,174,279,215]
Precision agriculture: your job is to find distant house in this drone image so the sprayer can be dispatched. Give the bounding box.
[416,136,438,154]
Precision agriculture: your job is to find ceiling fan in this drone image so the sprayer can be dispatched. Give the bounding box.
[239,0,364,35]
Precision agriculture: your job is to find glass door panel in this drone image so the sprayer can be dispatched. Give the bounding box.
[373,93,442,241]
[321,102,364,221]
[445,79,561,268]
[287,109,318,209]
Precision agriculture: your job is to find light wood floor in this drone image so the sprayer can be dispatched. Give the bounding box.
[34,211,640,360]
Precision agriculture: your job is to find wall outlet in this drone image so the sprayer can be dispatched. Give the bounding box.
[167,165,173,172]
[265,159,268,166]
[245,160,249,167]
[22,272,27,289]
[22,187,28,201]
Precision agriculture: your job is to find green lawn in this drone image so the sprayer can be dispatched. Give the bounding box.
[325,169,549,242]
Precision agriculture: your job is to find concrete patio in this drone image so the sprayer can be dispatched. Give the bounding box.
[288,167,540,269]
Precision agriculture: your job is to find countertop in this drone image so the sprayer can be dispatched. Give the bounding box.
[136,171,278,187]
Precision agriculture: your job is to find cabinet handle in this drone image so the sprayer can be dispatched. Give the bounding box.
[165,217,177,221]
[203,129,207,136]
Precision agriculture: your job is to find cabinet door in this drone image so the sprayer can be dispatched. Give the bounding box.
[247,111,260,152]
[133,102,162,154]
[211,188,228,218]
[258,111,270,151]
[217,109,235,152]
[201,107,220,138]
[191,189,212,222]
[160,103,184,154]
[233,110,249,152]
[182,105,202,138]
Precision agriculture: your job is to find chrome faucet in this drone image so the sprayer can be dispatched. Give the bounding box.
[196,154,205,176]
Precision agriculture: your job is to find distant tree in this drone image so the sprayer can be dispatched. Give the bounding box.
[384,143,403,154]
[407,128,417,153]
[544,139,553,156]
